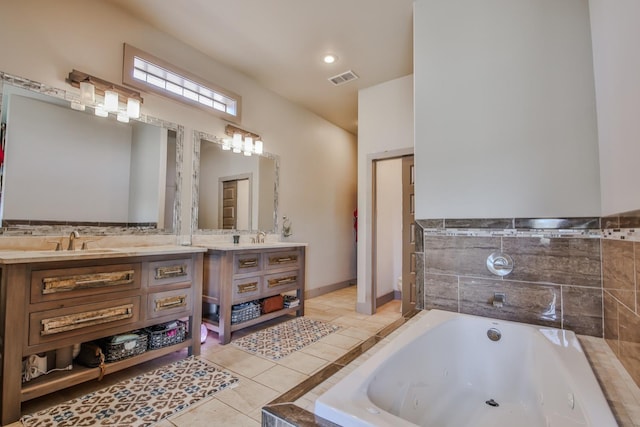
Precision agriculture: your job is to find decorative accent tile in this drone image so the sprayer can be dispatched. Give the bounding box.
[514,217,600,229]
[444,218,513,229]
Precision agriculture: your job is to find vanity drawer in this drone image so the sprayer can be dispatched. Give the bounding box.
[263,270,300,293]
[233,252,262,275]
[147,258,194,287]
[231,276,262,303]
[264,250,301,270]
[147,288,193,319]
[30,263,141,304]
[29,296,141,346]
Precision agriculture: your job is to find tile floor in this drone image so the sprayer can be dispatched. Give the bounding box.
[15,285,640,426]
[15,286,402,427]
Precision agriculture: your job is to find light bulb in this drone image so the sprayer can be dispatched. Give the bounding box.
[80,81,95,104]
[232,132,243,153]
[244,136,253,156]
[104,90,119,112]
[254,140,263,155]
[94,105,108,117]
[117,112,130,123]
[70,101,85,111]
[126,98,140,118]
[222,138,232,150]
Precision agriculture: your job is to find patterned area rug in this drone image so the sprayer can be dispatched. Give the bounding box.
[21,356,238,427]
[232,317,341,360]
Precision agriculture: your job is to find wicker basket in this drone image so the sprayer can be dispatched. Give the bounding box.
[145,320,187,350]
[100,332,148,362]
[231,301,261,324]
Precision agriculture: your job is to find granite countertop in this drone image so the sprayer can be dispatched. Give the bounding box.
[199,242,308,251]
[0,244,206,264]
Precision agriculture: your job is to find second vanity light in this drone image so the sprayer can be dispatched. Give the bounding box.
[223,124,264,156]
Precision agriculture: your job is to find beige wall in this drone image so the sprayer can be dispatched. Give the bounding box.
[357,75,413,312]
[414,0,600,219]
[0,0,357,293]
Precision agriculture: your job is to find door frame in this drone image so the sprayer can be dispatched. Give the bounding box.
[218,172,253,229]
[359,148,413,315]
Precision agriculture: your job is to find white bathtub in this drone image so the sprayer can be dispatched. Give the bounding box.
[315,310,617,427]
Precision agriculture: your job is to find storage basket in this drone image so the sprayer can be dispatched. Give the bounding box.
[260,295,284,314]
[145,320,187,350]
[100,331,148,362]
[231,301,261,324]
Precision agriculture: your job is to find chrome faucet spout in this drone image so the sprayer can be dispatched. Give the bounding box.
[67,230,80,251]
[256,231,266,244]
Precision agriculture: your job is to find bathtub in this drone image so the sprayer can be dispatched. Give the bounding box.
[314,310,617,427]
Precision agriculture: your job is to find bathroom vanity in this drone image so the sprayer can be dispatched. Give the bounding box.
[0,245,205,425]
[201,243,306,344]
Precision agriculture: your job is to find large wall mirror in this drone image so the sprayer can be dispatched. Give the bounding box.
[0,72,183,235]
[193,130,278,234]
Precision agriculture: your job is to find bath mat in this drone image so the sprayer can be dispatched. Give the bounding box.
[21,356,238,427]
[232,317,341,360]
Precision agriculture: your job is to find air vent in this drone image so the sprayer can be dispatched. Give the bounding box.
[328,70,359,86]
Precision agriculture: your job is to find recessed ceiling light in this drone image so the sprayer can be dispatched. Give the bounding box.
[323,54,338,64]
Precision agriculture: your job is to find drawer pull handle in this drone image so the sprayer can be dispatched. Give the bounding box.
[268,276,297,288]
[269,255,298,265]
[237,282,258,294]
[238,258,259,268]
[41,304,133,335]
[155,295,187,311]
[42,270,135,294]
[155,264,188,279]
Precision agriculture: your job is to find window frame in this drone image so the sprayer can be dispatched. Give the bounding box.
[123,43,242,123]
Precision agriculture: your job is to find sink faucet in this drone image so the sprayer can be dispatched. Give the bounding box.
[67,230,80,251]
[256,231,266,244]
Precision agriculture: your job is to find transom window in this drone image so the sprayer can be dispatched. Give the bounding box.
[123,44,241,122]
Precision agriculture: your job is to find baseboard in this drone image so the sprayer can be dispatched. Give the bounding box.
[376,291,395,308]
[394,290,402,300]
[304,278,356,299]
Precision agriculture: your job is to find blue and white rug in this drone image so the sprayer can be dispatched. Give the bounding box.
[232,317,341,360]
[21,356,238,426]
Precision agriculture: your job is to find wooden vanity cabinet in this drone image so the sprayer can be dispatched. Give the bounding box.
[0,251,203,425]
[202,245,305,344]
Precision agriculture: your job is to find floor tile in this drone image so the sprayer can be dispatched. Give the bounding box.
[252,364,309,393]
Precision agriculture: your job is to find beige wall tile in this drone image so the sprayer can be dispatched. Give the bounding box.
[562,286,603,336]
[603,239,635,310]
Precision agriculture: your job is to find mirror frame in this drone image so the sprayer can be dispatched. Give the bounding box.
[0,71,184,236]
[192,130,279,235]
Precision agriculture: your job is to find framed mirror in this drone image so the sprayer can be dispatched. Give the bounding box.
[192,130,279,234]
[0,71,183,235]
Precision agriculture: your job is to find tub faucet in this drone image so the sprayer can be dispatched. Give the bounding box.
[492,292,506,308]
[67,230,80,251]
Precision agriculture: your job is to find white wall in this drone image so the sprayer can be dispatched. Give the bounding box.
[0,0,357,294]
[375,158,403,298]
[414,0,601,219]
[3,95,132,222]
[357,75,413,312]
[589,0,640,216]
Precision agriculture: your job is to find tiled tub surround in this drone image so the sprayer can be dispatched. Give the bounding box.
[416,216,640,393]
[416,220,603,337]
[602,232,640,391]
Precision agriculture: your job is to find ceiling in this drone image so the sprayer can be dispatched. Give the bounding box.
[107,0,414,135]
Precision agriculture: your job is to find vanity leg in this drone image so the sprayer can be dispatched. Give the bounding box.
[1,265,28,425]
[188,253,203,356]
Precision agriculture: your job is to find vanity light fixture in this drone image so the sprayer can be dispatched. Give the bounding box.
[66,69,143,119]
[225,124,264,157]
